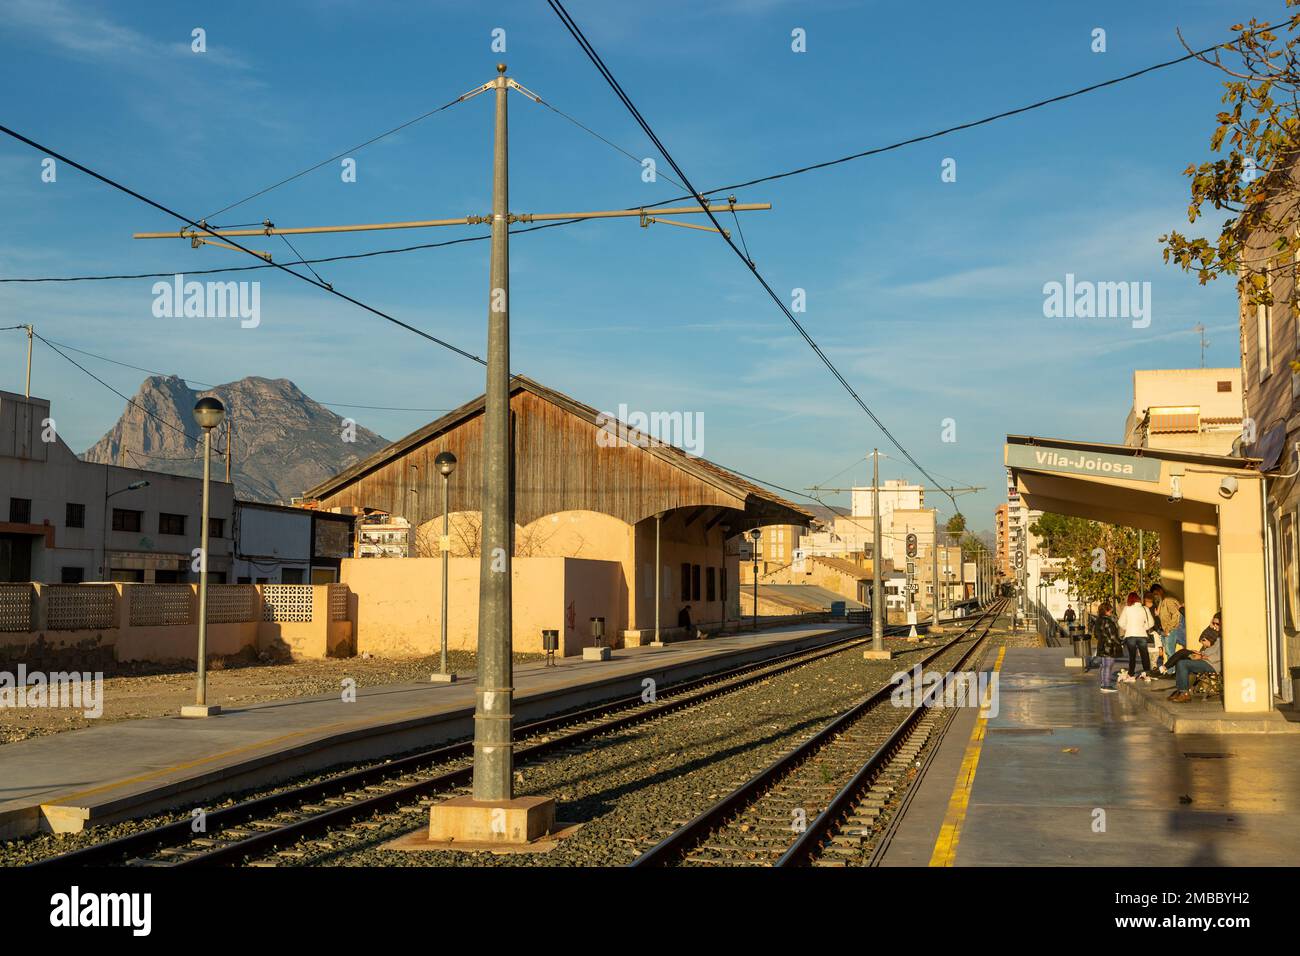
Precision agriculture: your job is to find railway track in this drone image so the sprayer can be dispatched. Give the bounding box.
[32,618,930,868]
[630,599,1006,867]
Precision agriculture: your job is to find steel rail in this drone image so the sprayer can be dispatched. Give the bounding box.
[776,602,1004,866]
[32,619,921,867]
[629,600,1004,867]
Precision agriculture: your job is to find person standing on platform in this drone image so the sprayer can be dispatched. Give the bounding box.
[1117,592,1154,683]
[1092,603,1123,691]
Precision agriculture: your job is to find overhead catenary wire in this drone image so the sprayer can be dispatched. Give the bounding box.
[200,91,473,222]
[546,0,963,513]
[35,333,225,451]
[8,16,1296,286]
[0,121,487,367]
[0,219,580,284]
[640,13,1300,209]
[29,333,453,413]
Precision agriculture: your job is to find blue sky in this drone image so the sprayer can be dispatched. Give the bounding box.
[0,0,1271,529]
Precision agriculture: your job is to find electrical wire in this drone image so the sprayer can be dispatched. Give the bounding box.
[640,13,1300,209]
[0,218,581,284]
[546,0,962,513]
[0,121,486,366]
[31,333,453,413]
[9,16,1295,286]
[200,91,472,222]
[35,333,225,450]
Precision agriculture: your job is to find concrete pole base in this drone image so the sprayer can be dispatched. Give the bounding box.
[428,795,557,845]
[429,672,458,683]
[582,646,612,661]
[180,704,221,718]
[863,649,895,660]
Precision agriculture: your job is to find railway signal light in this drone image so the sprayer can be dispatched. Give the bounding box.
[906,533,917,558]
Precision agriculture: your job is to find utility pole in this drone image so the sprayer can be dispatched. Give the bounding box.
[475,64,514,805]
[871,449,883,652]
[23,324,33,397]
[1137,528,1145,593]
[133,64,771,841]
[931,513,940,623]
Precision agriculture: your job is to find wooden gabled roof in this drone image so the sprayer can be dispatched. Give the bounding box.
[304,375,811,528]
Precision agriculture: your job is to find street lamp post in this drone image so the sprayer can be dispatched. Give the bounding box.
[183,396,224,719]
[749,528,761,631]
[432,451,457,683]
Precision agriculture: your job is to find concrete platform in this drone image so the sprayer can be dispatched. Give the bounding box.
[879,646,1300,866]
[0,621,867,838]
[1119,677,1300,734]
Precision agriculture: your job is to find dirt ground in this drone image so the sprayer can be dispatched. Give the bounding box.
[0,650,542,747]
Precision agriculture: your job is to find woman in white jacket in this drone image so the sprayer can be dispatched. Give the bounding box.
[1116,592,1154,682]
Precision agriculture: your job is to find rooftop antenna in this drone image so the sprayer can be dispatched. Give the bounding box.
[1193,322,1208,368]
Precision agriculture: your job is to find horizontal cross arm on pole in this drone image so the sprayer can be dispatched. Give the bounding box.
[133,203,769,242]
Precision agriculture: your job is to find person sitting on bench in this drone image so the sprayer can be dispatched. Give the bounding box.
[1168,613,1221,703]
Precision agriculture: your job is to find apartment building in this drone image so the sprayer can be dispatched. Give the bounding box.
[0,389,233,583]
[1237,159,1300,693]
[1122,368,1243,455]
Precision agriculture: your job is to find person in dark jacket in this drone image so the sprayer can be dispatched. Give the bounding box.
[1092,603,1123,691]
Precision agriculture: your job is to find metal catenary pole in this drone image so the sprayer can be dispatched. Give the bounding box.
[474,64,514,803]
[24,324,33,397]
[931,514,939,623]
[871,449,883,651]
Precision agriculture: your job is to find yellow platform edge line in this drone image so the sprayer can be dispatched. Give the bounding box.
[929,644,1006,867]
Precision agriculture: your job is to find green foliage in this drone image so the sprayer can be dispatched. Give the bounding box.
[945,514,967,535]
[1161,7,1300,325]
[1030,513,1162,606]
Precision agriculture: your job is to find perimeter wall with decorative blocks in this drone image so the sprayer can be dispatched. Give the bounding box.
[0,582,353,667]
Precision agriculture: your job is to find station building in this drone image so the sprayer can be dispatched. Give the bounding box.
[304,376,812,656]
[1005,435,1270,714]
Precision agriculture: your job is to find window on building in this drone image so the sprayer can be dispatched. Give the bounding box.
[1284,512,1299,632]
[681,563,691,600]
[158,513,186,536]
[154,569,182,583]
[61,566,84,584]
[9,498,31,524]
[112,508,142,532]
[65,502,85,529]
[209,517,225,539]
[706,567,716,602]
[110,568,144,583]
[692,564,701,601]
[1217,380,1233,393]
[282,568,305,584]
[237,576,252,584]
[1258,286,1273,381]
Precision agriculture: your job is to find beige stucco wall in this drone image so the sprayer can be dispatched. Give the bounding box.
[1010,451,1270,714]
[339,554,625,657]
